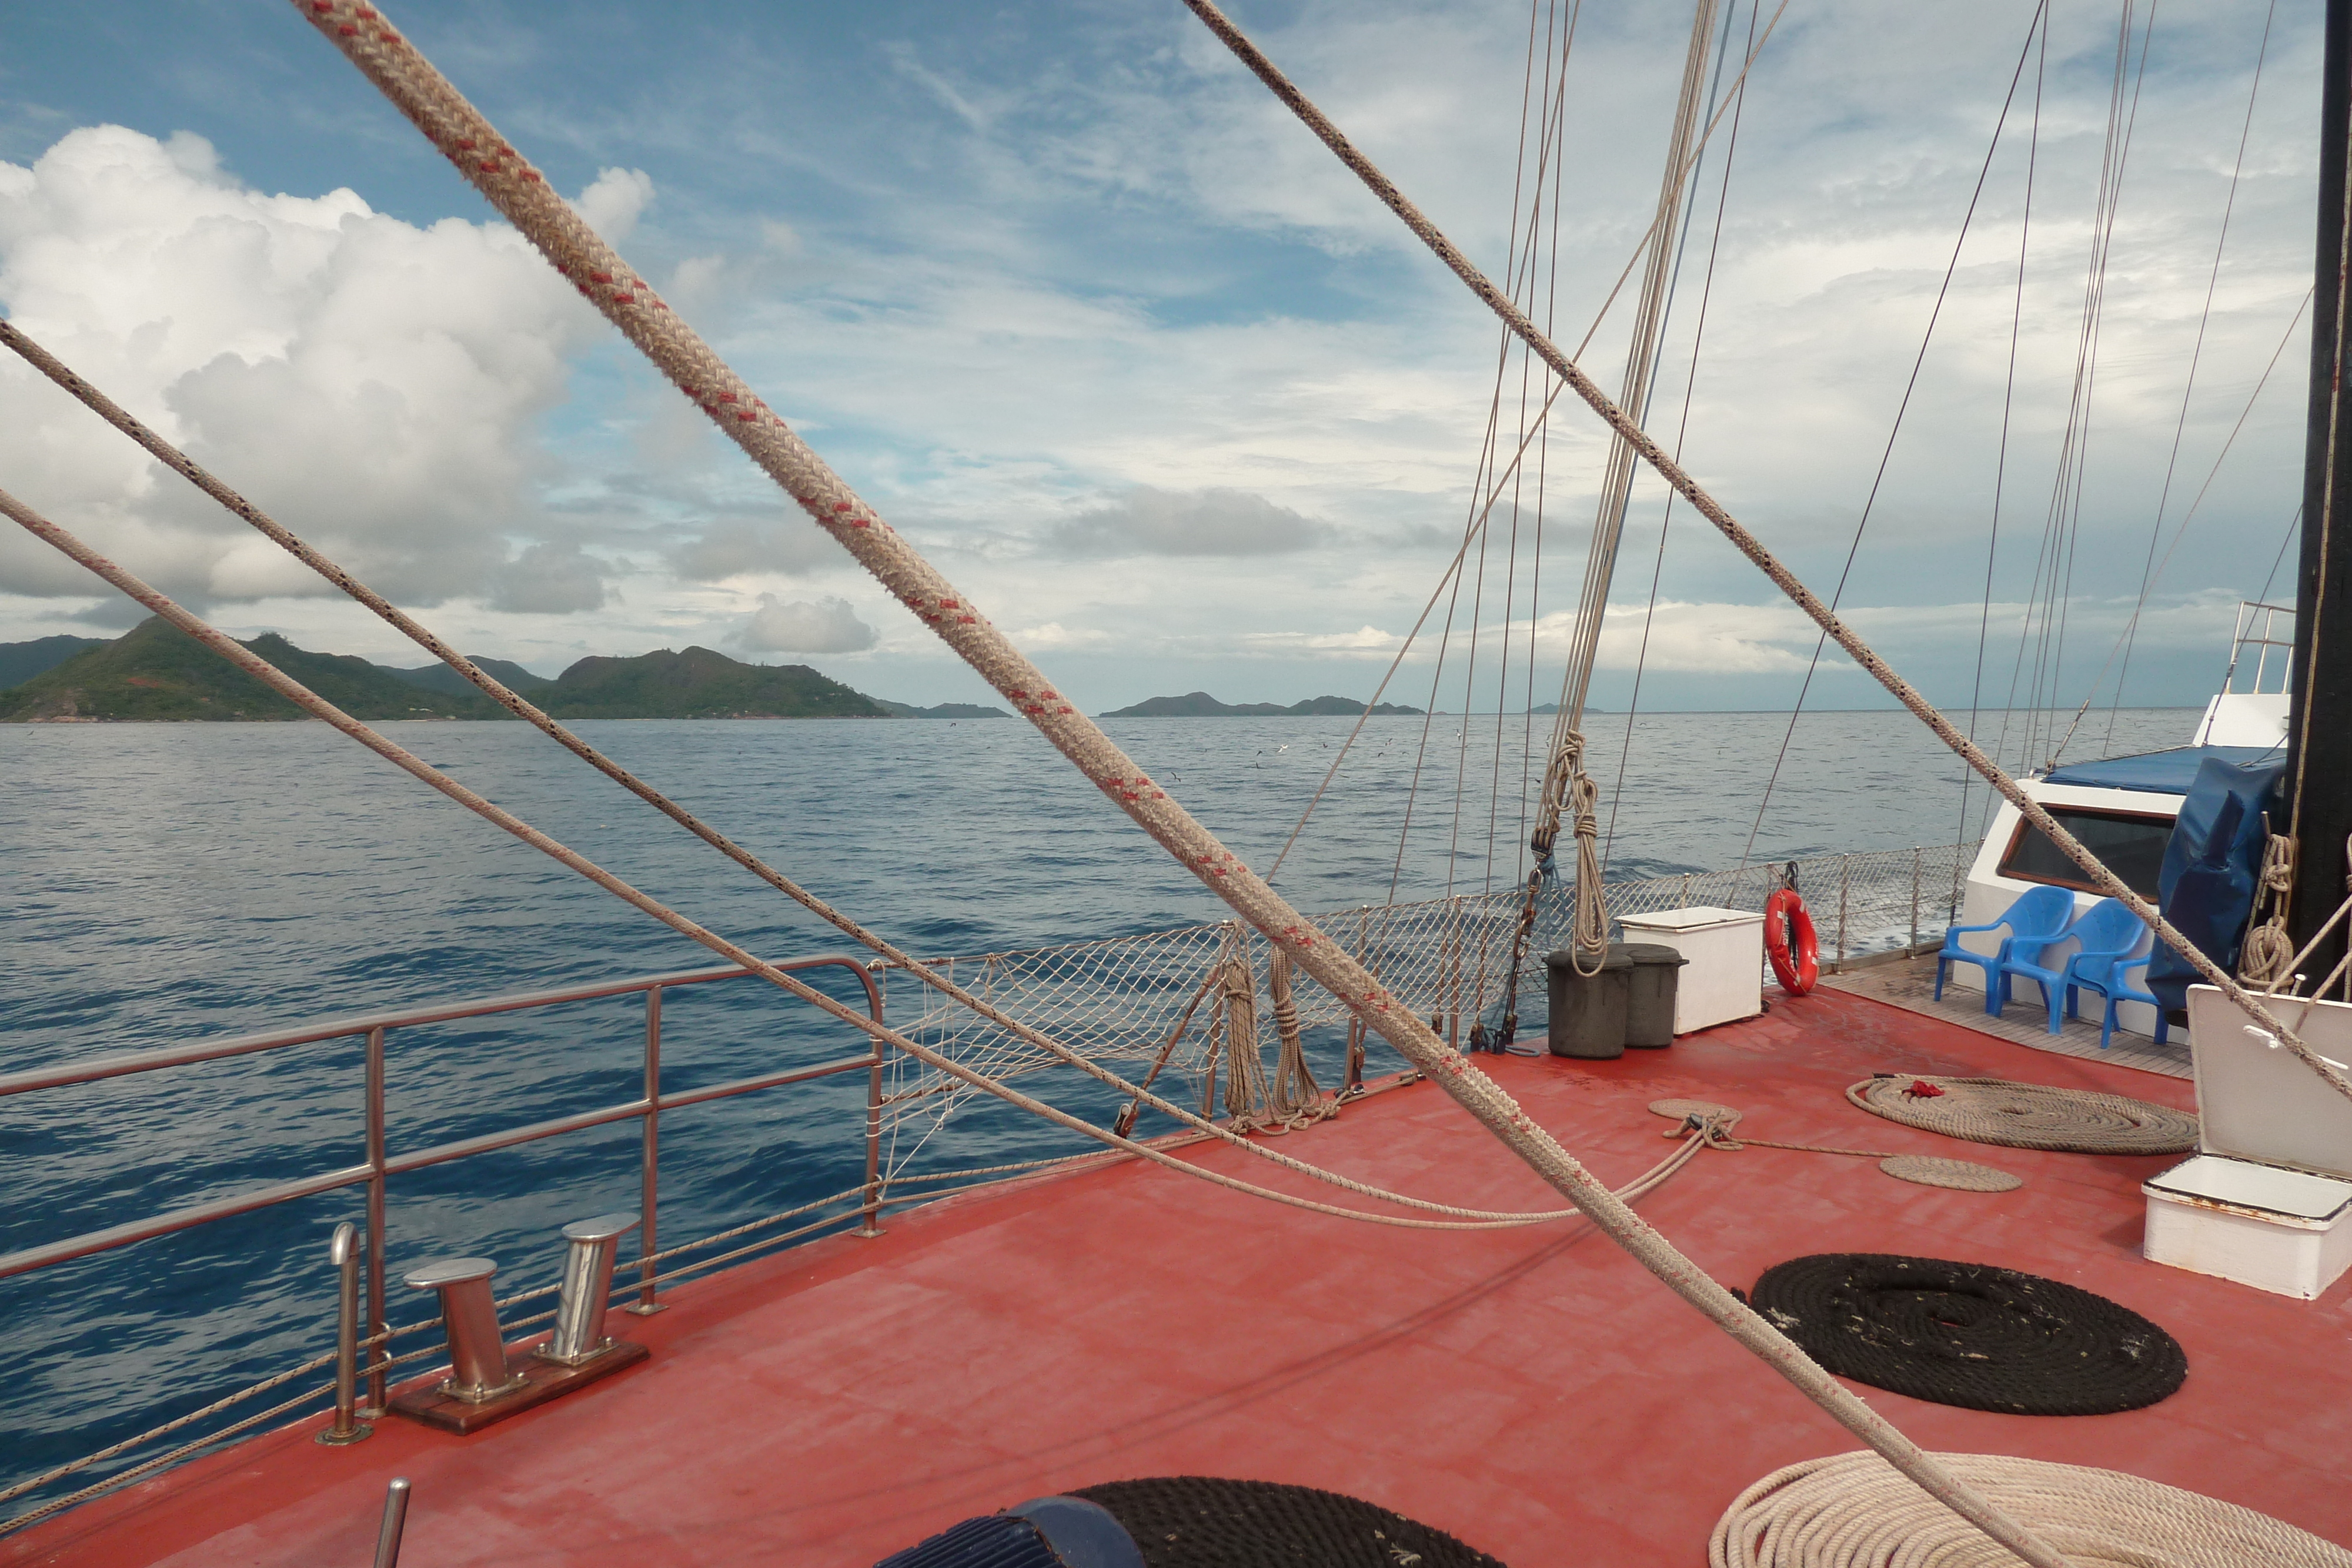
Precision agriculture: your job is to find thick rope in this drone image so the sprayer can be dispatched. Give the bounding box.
[1175,0,2352,1120]
[0,322,1586,1232]
[1267,948,1334,1129]
[253,10,2074,1561]
[1846,1076,2199,1155]
[0,483,1653,1237]
[1710,1452,2352,1568]
[2241,828,2299,986]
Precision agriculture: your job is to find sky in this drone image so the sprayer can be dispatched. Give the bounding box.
[0,0,2321,717]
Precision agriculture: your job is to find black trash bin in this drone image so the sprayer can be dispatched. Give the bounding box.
[1545,945,1633,1059]
[1621,942,1689,1048]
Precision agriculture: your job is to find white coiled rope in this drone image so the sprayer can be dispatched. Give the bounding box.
[1711,1452,2352,1567]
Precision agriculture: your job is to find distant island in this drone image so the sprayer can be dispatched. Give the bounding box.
[1101,691,1424,718]
[0,619,1007,723]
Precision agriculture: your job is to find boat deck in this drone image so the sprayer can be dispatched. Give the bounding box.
[1823,952,2193,1079]
[12,987,2350,1566]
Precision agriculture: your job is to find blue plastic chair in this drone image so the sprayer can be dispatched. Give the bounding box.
[1998,897,2145,1035]
[1935,885,2076,1014]
[2067,947,2170,1052]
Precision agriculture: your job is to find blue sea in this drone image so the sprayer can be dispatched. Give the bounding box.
[0,707,2191,1509]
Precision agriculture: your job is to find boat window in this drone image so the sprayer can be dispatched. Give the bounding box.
[1997,807,2173,901]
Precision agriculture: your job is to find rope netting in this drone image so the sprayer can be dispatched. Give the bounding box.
[875,843,1980,1171]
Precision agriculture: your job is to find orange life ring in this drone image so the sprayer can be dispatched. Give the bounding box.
[1764,888,1820,995]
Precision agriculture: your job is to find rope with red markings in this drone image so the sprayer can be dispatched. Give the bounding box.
[0,318,1573,1230]
[278,6,2063,1562]
[1174,0,2348,1117]
[0,478,1678,1237]
[267,6,2089,1561]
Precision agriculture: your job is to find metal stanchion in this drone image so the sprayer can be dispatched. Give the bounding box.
[316,1222,371,1445]
[373,1478,410,1568]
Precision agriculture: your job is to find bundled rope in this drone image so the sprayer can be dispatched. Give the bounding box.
[2240,824,2298,987]
[1710,1451,2352,1567]
[1267,948,1335,1130]
[1175,0,2352,1129]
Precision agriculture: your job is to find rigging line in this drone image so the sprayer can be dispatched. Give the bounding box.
[1602,0,1755,875]
[2104,0,2277,750]
[0,491,1612,1244]
[1999,0,2137,780]
[1264,2,1587,885]
[2042,0,2159,769]
[1568,0,1795,367]
[1550,0,1727,744]
[1736,0,2049,872]
[308,18,2288,1557]
[1962,4,2047,865]
[2257,506,2303,606]
[2016,0,2138,771]
[1177,0,2352,1085]
[0,327,1596,1234]
[2046,287,2313,763]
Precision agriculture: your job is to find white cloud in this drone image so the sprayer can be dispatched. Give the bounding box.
[1045,487,1329,557]
[489,541,609,614]
[739,593,877,653]
[1013,621,1114,650]
[0,126,604,611]
[574,167,654,242]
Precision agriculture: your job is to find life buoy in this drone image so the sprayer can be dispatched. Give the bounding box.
[1764,887,1820,995]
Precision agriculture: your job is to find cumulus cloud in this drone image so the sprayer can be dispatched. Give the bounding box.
[740,594,877,653]
[1584,601,1818,674]
[0,126,606,611]
[1044,487,1329,557]
[487,541,610,614]
[667,516,841,581]
[574,168,654,241]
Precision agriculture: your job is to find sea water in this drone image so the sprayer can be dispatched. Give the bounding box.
[0,707,2191,1503]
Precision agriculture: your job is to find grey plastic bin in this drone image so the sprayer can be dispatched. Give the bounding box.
[1544,945,1634,1059]
[1621,942,1690,1048]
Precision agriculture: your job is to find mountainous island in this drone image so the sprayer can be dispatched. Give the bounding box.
[1101,691,1425,717]
[0,618,1008,722]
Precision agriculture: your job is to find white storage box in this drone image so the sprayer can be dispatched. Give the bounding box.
[2143,1154,2352,1300]
[1616,906,1763,1035]
[2143,987,2352,1299]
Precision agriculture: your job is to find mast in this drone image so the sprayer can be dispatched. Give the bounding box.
[2287,0,2352,977]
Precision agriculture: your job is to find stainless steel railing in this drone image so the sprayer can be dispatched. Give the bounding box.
[0,955,885,1410]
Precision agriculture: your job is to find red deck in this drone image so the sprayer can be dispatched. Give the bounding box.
[13,988,2351,1566]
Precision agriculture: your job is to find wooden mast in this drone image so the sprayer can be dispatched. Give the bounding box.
[2288,0,2352,977]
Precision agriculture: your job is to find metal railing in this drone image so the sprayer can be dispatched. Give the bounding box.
[0,955,886,1412]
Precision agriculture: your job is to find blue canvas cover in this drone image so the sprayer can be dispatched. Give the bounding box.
[2144,753,2288,1011]
[2043,745,2281,796]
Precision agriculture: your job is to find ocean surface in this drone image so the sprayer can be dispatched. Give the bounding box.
[0,706,2193,1506]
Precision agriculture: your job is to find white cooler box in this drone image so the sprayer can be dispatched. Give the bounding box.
[1616,906,1763,1035]
[2143,987,2352,1300]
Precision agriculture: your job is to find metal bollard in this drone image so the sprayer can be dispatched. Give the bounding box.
[373,1477,410,1568]
[539,1212,640,1366]
[402,1257,526,1403]
[317,1222,372,1445]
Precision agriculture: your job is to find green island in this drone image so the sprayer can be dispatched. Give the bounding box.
[0,618,1007,722]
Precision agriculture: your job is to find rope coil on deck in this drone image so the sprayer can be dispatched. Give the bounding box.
[1710,1451,2352,1567]
[1846,1075,2199,1155]
[1749,1254,2187,1417]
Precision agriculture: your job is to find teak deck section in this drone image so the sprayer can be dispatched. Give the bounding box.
[11,988,2350,1566]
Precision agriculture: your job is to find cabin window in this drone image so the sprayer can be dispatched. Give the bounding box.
[1997,807,2173,901]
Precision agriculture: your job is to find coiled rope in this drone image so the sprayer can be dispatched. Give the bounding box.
[1710,1452,2352,1568]
[0,325,1584,1232]
[24,6,2094,1559]
[1846,1076,2199,1155]
[1174,0,2352,1123]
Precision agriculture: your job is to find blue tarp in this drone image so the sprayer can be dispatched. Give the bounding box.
[2044,745,2282,796]
[2144,753,2288,1012]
